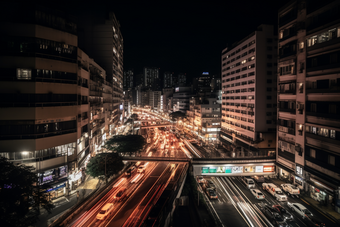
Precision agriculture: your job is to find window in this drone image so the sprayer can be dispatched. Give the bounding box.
[266,120,272,124]
[311,103,317,112]
[310,148,316,158]
[299,42,304,49]
[267,46,272,51]
[312,127,317,134]
[267,71,272,75]
[266,112,272,116]
[267,104,272,108]
[17,68,32,80]
[266,96,272,100]
[329,155,335,166]
[329,104,337,114]
[330,130,336,139]
[318,128,329,137]
[267,63,272,67]
[267,87,272,92]
[267,55,272,59]
[267,79,272,83]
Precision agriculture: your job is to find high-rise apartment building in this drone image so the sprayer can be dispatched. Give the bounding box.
[220,24,277,155]
[144,67,160,90]
[277,0,340,211]
[0,4,82,197]
[163,71,173,88]
[77,11,123,126]
[123,70,134,89]
[177,73,187,86]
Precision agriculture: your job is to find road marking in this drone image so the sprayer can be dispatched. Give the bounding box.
[300,198,309,205]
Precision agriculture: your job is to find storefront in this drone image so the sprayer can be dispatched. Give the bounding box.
[307,178,334,206]
[68,170,83,190]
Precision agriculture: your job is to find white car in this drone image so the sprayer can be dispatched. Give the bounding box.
[96,203,114,220]
[281,184,300,197]
[250,189,265,200]
[287,202,312,219]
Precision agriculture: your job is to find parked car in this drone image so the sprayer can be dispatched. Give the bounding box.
[280,184,300,198]
[259,203,288,227]
[272,205,293,221]
[96,203,114,220]
[205,180,216,190]
[250,189,265,200]
[206,188,218,199]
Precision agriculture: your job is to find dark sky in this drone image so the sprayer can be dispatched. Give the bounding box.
[110,1,286,79]
[35,0,286,80]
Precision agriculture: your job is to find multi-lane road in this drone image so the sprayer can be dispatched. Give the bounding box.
[202,176,337,227]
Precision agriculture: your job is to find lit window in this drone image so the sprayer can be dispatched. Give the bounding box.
[330,130,336,139]
[310,148,316,158]
[17,68,31,80]
[299,42,304,49]
[329,155,335,166]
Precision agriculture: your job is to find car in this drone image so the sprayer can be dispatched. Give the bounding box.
[242,177,256,189]
[280,184,300,198]
[272,205,293,221]
[96,203,114,220]
[137,165,145,173]
[197,176,205,184]
[260,204,288,227]
[287,203,325,226]
[125,166,136,177]
[115,188,127,202]
[252,175,265,183]
[205,180,216,190]
[250,189,265,200]
[206,188,218,199]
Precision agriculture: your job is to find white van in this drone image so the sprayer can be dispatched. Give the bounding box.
[96,203,114,220]
[242,177,255,189]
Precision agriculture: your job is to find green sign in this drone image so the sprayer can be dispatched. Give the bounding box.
[225,167,232,173]
[202,167,209,173]
[209,167,217,173]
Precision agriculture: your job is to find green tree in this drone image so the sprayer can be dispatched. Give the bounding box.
[130,113,138,120]
[103,135,146,156]
[85,153,124,182]
[0,157,54,227]
[169,111,186,121]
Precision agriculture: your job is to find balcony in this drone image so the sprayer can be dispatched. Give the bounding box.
[278,125,295,135]
[306,111,340,120]
[279,108,296,114]
[278,89,296,95]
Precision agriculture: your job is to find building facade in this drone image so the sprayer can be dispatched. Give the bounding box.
[144,67,160,90]
[123,70,134,89]
[277,0,340,212]
[163,71,173,88]
[220,24,277,156]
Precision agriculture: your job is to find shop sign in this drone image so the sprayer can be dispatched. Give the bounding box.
[232,166,243,173]
[244,166,255,173]
[225,167,232,173]
[45,183,66,193]
[202,167,209,173]
[296,165,303,175]
[209,167,217,173]
[255,166,263,173]
[263,166,275,172]
[315,188,320,193]
[59,166,67,177]
[295,176,303,186]
[69,171,82,182]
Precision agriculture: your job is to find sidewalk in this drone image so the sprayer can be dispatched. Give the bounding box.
[34,176,100,227]
[267,177,340,224]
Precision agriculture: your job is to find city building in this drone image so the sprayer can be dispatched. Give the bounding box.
[77,11,123,127]
[0,4,82,198]
[277,0,340,211]
[149,91,162,111]
[144,67,160,90]
[163,71,173,88]
[177,73,187,86]
[173,87,192,113]
[123,70,134,89]
[220,24,277,156]
[162,88,174,113]
[193,73,213,94]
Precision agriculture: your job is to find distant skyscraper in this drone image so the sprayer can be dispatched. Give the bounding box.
[163,71,173,88]
[123,70,134,89]
[134,74,143,87]
[178,73,187,86]
[144,67,160,90]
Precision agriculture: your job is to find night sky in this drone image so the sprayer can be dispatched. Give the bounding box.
[33,0,286,80]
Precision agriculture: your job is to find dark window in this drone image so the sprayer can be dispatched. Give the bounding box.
[267,96,272,100]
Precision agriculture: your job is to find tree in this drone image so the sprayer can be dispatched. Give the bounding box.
[86,153,124,181]
[130,113,138,120]
[103,135,146,156]
[169,111,186,121]
[0,157,54,227]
